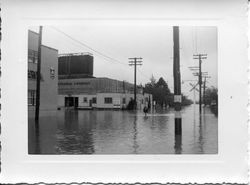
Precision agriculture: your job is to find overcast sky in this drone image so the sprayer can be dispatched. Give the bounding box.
[30,24,217,99]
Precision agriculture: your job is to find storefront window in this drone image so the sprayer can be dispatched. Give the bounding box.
[104,97,112,104]
[92,97,97,104]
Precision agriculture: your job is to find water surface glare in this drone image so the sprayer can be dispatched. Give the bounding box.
[28,104,218,154]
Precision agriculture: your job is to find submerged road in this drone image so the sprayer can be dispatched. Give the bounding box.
[28,104,218,154]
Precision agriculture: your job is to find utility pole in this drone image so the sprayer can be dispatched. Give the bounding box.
[203,75,211,106]
[173,26,182,111]
[203,76,206,106]
[129,57,142,110]
[173,26,182,138]
[193,54,207,113]
[35,26,43,124]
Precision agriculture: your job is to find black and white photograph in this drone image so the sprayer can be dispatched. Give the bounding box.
[28,25,218,154]
[1,0,248,183]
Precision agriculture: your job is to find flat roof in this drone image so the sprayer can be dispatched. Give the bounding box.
[59,52,93,57]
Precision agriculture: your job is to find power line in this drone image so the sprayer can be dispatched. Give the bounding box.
[50,26,127,66]
[50,26,153,82]
[137,68,151,81]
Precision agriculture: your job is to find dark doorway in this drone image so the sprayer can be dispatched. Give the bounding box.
[65,97,74,107]
[65,97,78,108]
[74,97,79,108]
[89,99,92,107]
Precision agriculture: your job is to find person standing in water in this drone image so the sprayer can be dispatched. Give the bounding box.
[143,101,149,116]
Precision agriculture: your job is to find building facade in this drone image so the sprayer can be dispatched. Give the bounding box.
[58,77,152,110]
[28,30,58,112]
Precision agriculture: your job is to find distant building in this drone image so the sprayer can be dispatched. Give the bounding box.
[58,53,152,110]
[58,53,94,79]
[28,30,58,112]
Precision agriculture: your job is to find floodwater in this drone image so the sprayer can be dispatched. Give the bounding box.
[28,104,218,154]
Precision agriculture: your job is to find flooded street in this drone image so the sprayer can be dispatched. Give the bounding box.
[29,104,218,154]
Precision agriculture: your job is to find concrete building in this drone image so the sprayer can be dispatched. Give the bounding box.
[58,53,152,110]
[58,77,151,110]
[28,30,58,112]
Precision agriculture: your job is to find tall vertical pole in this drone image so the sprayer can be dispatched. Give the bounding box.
[173,26,182,138]
[123,81,125,93]
[203,76,206,106]
[129,57,142,110]
[199,55,202,113]
[194,87,196,105]
[193,54,207,114]
[35,26,43,123]
[134,58,137,108]
[173,26,181,111]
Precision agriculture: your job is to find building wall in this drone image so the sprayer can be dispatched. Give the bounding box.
[58,95,65,107]
[28,30,58,112]
[40,46,58,110]
[58,77,140,95]
[58,54,94,78]
[77,94,97,108]
[58,92,152,110]
[28,30,39,51]
[96,93,122,109]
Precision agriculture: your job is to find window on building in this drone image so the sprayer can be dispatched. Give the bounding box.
[83,97,88,103]
[28,70,44,81]
[28,70,37,79]
[28,49,38,63]
[122,98,126,104]
[104,97,112,104]
[92,97,97,104]
[28,90,36,106]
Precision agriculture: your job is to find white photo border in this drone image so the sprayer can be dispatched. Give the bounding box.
[1,0,248,184]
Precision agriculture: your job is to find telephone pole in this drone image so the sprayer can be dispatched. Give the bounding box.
[193,54,207,113]
[35,26,43,124]
[203,75,211,106]
[129,57,142,110]
[173,26,182,138]
[173,26,182,111]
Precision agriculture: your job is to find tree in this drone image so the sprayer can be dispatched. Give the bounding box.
[204,87,218,106]
[204,87,218,116]
[144,77,172,108]
[150,74,156,86]
[144,74,157,95]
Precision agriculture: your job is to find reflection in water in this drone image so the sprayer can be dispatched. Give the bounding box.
[34,124,41,154]
[193,105,196,145]
[199,109,204,153]
[56,110,95,154]
[28,104,218,154]
[174,113,182,154]
[174,134,182,154]
[64,110,79,131]
[198,114,204,153]
[132,115,139,154]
